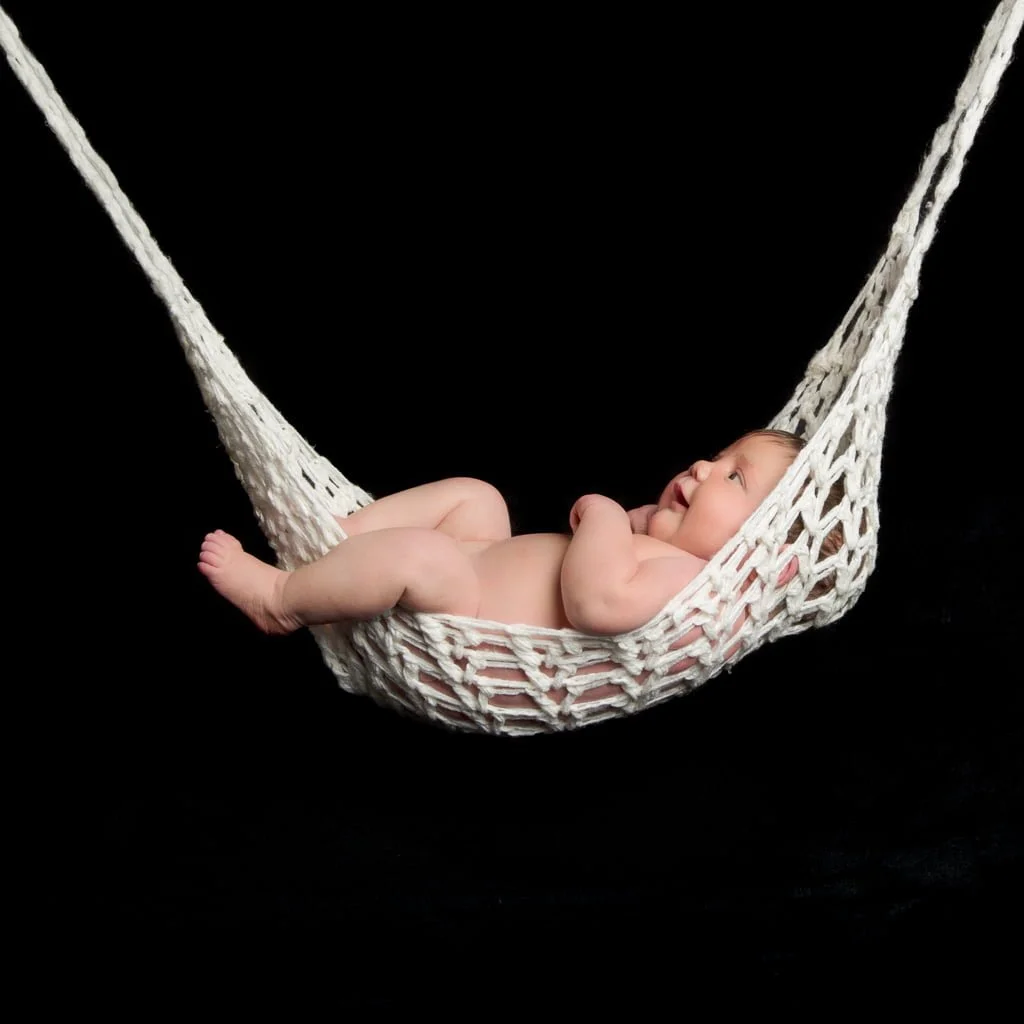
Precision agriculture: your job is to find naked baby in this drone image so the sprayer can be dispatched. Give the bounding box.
[198,429,802,637]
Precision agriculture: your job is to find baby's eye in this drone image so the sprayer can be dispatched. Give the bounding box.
[728,470,744,484]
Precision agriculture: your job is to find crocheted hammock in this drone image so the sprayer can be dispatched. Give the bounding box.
[4,5,1020,735]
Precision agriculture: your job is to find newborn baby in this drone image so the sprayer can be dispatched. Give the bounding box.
[198,429,801,636]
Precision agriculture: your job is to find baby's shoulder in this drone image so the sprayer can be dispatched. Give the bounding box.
[632,534,706,569]
[632,534,690,558]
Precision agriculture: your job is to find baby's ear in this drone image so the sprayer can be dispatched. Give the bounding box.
[776,548,799,587]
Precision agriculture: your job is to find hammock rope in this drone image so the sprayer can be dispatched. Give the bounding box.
[4,4,1020,734]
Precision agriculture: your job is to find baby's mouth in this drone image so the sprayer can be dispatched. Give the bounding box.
[674,481,690,508]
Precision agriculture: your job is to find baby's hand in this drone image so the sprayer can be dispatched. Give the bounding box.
[569,493,621,532]
[626,504,658,535]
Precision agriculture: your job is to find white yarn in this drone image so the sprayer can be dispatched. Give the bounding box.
[4,3,1020,734]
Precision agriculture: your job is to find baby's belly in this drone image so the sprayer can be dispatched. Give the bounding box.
[468,533,572,629]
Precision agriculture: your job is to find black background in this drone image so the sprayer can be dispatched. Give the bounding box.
[7,1,1021,1010]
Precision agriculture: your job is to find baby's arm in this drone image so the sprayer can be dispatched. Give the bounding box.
[561,495,706,635]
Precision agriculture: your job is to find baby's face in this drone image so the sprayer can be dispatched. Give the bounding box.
[639,433,796,559]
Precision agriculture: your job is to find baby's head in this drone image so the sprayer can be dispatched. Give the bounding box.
[642,429,804,559]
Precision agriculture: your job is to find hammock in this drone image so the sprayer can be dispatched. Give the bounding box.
[4,5,1020,736]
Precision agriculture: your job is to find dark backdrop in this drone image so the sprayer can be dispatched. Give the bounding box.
[8,1,1020,1010]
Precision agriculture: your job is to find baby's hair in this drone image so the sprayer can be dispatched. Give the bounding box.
[741,428,807,456]
[740,428,845,599]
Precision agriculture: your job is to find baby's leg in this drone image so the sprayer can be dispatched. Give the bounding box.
[198,527,480,635]
[337,478,510,542]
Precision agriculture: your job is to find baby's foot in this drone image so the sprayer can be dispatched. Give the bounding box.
[197,530,300,636]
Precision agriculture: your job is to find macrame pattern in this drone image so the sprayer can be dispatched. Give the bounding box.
[3,4,1020,734]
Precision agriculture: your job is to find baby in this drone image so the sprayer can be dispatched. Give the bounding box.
[198,429,802,636]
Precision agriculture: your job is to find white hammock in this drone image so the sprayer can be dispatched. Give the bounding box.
[4,4,1020,735]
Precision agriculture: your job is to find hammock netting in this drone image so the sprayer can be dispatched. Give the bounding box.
[4,4,1020,734]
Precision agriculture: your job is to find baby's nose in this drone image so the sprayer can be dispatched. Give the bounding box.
[692,460,712,482]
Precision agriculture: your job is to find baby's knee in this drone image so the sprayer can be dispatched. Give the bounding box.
[439,477,510,538]
[445,477,506,507]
